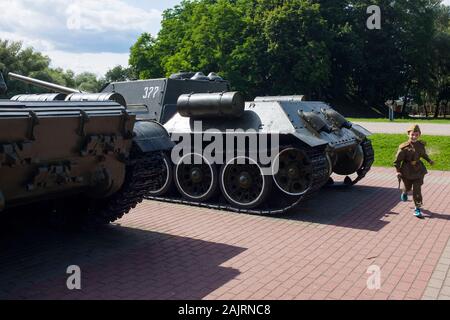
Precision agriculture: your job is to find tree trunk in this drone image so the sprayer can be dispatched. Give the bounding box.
[401,82,411,117]
[434,98,441,118]
[424,103,429,118]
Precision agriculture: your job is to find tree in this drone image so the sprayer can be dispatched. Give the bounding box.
[129,33,164,79]
[129,0,333,99]
[0,39,105,96]
[105,65,135,83]
[75,72,105,92]
[0,39,57,96]
[430,4,450,117]
[259,0,331,98]
[129,0,450,116]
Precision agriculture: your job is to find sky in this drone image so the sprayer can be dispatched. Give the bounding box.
[0,0,182,76]
[0,0,449,77]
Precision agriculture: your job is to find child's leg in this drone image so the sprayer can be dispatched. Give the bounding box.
[403,179,413,194]
[412,179,423,208]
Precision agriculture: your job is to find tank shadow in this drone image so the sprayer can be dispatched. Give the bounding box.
[0,212,244,300]
[281,184,402,232]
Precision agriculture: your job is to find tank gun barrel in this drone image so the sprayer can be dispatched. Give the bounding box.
[8,72,82,94]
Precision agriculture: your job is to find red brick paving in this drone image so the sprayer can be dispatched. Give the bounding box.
[0,167,449,300]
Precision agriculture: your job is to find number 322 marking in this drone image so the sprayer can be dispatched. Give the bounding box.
[143,86,160,99]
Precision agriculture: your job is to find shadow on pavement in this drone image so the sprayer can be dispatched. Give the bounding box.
[421,209,450,221]
[0,211,245,300]
[283,184,402,232]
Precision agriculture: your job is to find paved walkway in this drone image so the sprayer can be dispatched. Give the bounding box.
[354,122,450,136]
[1,167,449,300]
[423,237,450,300]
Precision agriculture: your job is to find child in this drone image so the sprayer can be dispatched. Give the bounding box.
[394,124,434,218]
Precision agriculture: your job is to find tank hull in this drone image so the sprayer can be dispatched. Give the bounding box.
[0,99,171,224]
[146,96,374,214]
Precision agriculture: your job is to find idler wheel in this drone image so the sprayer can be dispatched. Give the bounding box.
[220,157,272,209]
[147,152,173,197]
[175,153,218,201]
[272,148,313,196]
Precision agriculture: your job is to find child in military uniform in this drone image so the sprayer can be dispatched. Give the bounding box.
[394,124,434,218]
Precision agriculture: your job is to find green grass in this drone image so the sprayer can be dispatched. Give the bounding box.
[348,117,450,124]
[370,134,450,171]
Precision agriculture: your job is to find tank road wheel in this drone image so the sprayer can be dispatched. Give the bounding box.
[220,157,272,209]
[146,152,173,197]
[272,148,313,196]
[175,153,218,202]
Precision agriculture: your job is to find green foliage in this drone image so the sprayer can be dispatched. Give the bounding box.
[129,0,450,110]
[74,72,105,93]
[129,33,163,79]
[0,39,106,96]
[105,65,135,82]
[370,133,450,171]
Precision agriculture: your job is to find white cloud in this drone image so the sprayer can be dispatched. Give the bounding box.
[65,0,161,33]
[0,30,55,51]
[0,0,164,52]
[46,50,129,77]
[0,0,167,75]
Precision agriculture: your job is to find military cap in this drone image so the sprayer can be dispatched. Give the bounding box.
[407,124,421,134]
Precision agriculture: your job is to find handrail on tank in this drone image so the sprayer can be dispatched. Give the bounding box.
[8,72,82,95]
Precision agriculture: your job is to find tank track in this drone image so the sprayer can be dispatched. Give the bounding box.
[351,139,375,186]
[82,148,164,225]
[41,147,164,227]
[145,146,330,216]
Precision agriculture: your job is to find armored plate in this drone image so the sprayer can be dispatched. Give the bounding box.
[164,99,371,149]
[102,78,230,123]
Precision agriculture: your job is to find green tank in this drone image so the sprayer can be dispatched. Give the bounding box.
[0,72,173,225]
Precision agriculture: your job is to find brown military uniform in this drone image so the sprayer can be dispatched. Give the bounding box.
[394,140,432,207]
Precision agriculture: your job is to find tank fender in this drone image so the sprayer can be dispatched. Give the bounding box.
[292,132,328,147]
[350,123,372,139]
[133,120,174,153]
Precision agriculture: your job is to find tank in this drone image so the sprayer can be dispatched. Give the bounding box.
[0,72,173,225]
[7,71,374,215]
[102,73,375,215]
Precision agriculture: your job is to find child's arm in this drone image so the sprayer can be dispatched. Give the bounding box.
[394,148,405,175]
[423,153,434,165]
[420,142,434,165]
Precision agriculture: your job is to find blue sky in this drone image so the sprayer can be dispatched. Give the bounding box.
[1,0,449,77]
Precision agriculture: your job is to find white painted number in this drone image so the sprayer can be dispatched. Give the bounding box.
[143,86,160,99]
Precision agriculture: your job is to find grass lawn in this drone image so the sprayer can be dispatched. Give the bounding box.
[348,118,450,124]
[369,134,450,171]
